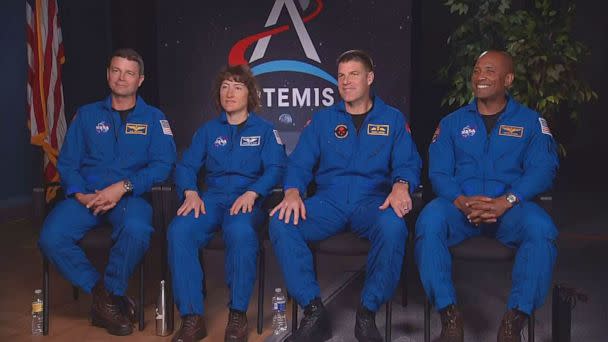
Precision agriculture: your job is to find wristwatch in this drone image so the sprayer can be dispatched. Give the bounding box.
[123,179,134,193]
[505,193,518,205]
[395,179,409,187]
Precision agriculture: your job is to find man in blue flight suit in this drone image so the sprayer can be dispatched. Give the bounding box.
[269,50,422,342]
[167,65,286,342]
[415,51,558,342]
[38,48,176,336]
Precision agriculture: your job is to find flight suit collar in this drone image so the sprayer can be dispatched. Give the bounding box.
[102,95,147,117]
[219,111,258,127]
[466,94,520,121]
[335,96,386,120]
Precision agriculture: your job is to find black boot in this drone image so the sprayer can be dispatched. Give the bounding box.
[497,309,528,342]
[354,304,382,342]
[224,309,248,342]
[172,315,207,342]
[439,304,464,342]
[90,282,133,336]
[286,298,332,342]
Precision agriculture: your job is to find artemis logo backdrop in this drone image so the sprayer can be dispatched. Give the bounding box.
[158,0,412,153]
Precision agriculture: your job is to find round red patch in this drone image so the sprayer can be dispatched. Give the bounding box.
[334,124,348,138]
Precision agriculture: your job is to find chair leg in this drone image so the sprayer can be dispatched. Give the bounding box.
[138,262,144,331]
[72,286,79,301]
[166,270,174,333]
[43,256,49,336]
[400,255,408,308]
[424,297,430,342]
[257,245,265,335]
[200,251,207,297]
[385,300,392,342]
[292,298,298,334]
[528,310,534,342]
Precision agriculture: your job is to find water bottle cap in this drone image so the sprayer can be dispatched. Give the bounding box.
[275,288,281,293]
[34,289,42,294]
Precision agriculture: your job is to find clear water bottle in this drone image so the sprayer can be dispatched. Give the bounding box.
[32,289,43,335]
[271,287,287,335]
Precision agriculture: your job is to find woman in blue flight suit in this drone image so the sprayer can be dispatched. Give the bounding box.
[168,65,286,342]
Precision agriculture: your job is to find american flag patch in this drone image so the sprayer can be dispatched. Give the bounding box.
[160,120,173,135]
[539,118,552,136]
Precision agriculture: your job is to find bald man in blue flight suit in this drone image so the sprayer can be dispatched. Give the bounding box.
[415,51,558,342]
[38,48,176,336]
[269,50,422,342]
[167,65,286,342]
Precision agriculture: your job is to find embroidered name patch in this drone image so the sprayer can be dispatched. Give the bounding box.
[367,124,390,136]
[498,125,524,138]
[125,123,148,135]
[240,136,261,146]
[160,120,173,135]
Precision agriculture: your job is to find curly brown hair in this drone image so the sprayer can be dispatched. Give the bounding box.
[213,64,261,113]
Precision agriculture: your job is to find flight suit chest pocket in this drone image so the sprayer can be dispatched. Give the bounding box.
[238,142,263,172]
[86,121,115,158]
[122,125,151,162]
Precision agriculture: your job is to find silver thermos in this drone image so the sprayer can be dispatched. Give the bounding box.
[155,280,170,336]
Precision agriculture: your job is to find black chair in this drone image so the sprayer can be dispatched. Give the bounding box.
[422,195,553,342]
[290,188,423,342]
[33,184,164,335]
[164,186,283,335]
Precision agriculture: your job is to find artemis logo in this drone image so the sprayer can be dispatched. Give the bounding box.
[228,0,337,86]
[250,0,320,63]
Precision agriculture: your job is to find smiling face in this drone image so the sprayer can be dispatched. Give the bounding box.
[106,56,144,98]
[337,60,374,105]
[219,79,249,115]
[471,51,514,101]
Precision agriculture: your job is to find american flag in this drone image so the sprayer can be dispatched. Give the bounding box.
[26,0,67,201]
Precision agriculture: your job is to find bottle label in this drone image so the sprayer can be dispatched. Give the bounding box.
[273,301,286,312]
[32,302,43,313]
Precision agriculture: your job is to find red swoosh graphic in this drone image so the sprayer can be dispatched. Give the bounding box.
[228,0,323,66]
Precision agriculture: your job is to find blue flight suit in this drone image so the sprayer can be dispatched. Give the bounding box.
[168,112,286,315]
[39,96,177,296]
[269,97,422,312]
[415,96,559,315]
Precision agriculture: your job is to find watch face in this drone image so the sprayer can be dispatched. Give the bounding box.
[507,194,517,203]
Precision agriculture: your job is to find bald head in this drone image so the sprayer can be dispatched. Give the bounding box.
[477,50,514,74]
[471,50,515,102]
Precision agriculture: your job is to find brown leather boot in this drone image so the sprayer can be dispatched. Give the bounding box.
[224,309,248,342]
[439,304,464,342]
[497,309,528,342]
[90,283,133,336]
[172,315,207,342]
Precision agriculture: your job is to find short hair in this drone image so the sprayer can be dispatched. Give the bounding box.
[108,48,145,75]
[336,49,374,72]
[213,64,261,113]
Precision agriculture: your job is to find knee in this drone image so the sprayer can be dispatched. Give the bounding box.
[415,198,452,238]
[268,215,289,243]
[223,223,258,248]
[521,215,558,242]
[121,217,153,242]
[167,217,193,246]
[38,223,67,254]
[375,215,408,244]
